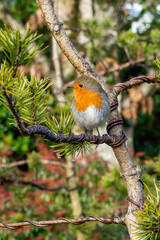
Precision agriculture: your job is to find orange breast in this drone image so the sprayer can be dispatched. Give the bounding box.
[74,88,102,111]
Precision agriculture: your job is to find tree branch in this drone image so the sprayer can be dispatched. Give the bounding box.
[0,159,65,169]
[99,55,157,76]
[36,0,112,98]
[0,175,74,192]
[0,215,125,229]
[2,85,116,146]
[113,75,158,96]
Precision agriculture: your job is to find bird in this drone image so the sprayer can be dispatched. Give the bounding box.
[68,75,110,135]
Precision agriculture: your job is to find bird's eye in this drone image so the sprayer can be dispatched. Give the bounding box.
[79,84,83,87]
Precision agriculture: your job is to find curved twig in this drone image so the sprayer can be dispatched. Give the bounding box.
[113,75,158,96]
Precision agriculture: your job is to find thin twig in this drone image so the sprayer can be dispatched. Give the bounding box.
[0,159,65,168]
[98,55,156,76]
[2,86,28,136]
[2,89,116,145]
[64,27,90,33]
[30,86,38,125]
[0,176,74,192]
[113,75,158,96]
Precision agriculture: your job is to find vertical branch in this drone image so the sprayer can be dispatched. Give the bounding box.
[66,155,87,240]
[51,0,66,106]
[108,108,144,239]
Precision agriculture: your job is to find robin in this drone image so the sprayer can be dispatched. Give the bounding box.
[68,75,110,135]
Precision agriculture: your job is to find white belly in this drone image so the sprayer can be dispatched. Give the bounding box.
[73,104,109,131]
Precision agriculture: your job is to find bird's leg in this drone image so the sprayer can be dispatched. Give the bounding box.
[84,128,93,135]
[84,128,88,138]
[96,128,100,137]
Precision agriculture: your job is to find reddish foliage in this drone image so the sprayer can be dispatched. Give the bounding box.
[0,144,13,159]
[124,200,129,206]
[11,227,31,236]
[30,236,44,240]
[54,211,65,217]
[4,210,18,216]
[36,138,65,161]
[46,165,66,176]
[97,189,110,203]
[135,152,145,157]
[93,232,101,239]
[78,167,88,177]
[19,171,33,179]
[37,205,48,212]
[54,224,68,233]
[78,180,86,187]
[0,186,13,205]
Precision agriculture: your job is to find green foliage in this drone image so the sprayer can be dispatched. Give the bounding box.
[81,17,115,62]
[0,25,47,67]
[0,103,36,156]
[0,62,51,125]
[0,26,91,157]
[2,0,38,22]
[154,56,160,80]
[28,151,44,177]
[16,76,52,125]
[82,17,113,40]
[0,62,16,104]
[134,181,160,240]
[101,165,127,201]
[117,29,160,60]
[117,31,139,48]
[46,111,74,135]
[135,93,160,157]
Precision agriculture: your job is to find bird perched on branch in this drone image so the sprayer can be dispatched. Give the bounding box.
[68,75,110,135]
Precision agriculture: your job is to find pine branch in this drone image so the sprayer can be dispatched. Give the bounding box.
[133,181,160,239]
[0,25,47,67]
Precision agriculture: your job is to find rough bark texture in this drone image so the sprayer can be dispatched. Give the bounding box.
[36,0,146,239]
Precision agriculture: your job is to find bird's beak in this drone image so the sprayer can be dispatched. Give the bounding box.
[67,84,75,89]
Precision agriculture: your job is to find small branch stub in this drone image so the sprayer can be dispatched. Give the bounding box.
[53,23,63,32]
